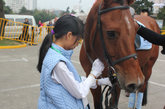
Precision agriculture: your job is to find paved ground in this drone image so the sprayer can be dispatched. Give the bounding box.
[0,44,165,109]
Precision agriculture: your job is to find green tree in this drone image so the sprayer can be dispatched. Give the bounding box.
[4,6,13,14]
[0,0,6,38]
[131,0,154,15]
[33,9,56,25]
[19,6,27,14]
[157,6,165,26]
[2,0,13,14]
[19,6,33,15]
[0,0,5,18]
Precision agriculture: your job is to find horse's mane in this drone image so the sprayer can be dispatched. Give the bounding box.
[85,1,99,36]
[84,0,100,52]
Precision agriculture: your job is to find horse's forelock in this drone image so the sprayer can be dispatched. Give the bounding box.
[84,0,100,51]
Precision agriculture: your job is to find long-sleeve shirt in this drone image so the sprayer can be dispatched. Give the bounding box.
[51,61,95,99]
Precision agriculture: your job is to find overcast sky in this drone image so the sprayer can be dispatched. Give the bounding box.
[37,0,95,13]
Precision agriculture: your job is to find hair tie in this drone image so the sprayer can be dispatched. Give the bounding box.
[51,30,55,34]
[70,14,74,16]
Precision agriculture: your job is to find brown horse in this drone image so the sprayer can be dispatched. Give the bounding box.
[79,0,160,109]
[126,15,160,109]
[133,15,160,107]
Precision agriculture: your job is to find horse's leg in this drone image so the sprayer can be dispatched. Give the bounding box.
[91,87,102,109]
[109,85,121,109]
[138,65,152,107]
[141,82,148,106]
[143,46,158,105]
[137,53,158,109]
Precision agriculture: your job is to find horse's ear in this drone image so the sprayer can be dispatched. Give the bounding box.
[127,0,135,5]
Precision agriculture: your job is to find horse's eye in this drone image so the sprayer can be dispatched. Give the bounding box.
[107,31,116,39]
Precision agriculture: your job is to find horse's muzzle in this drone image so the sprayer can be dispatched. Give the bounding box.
[125,81,144,92]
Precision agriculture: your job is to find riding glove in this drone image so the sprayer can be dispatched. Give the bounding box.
[97,77,112,86]
[81,76,112,89]
[90,58,105,78]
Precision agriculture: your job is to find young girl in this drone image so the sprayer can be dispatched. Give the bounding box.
[37,15,111,109]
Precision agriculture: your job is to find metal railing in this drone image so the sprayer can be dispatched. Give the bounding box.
[0,18,54,45]
[0,18,165,46]
[161,30,165,35]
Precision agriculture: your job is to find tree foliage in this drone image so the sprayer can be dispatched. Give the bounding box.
[131,0,154,15]
[1,0,13,14]
[157,6,165,26]
[19,6,32,15]
[0,0,7,37]
[33,9,56,25]
[4,6,13,14]
[0,0,5,18]
[18,7,56,25]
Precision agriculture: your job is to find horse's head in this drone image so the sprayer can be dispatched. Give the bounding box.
[85,0,144,92]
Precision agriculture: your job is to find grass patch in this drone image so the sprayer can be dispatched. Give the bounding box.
[162,26,165,30]
[0,39,23,46]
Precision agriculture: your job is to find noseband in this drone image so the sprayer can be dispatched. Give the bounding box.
[91,3,137,83]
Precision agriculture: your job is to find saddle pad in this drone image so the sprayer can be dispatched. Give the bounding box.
[136,21,152,50]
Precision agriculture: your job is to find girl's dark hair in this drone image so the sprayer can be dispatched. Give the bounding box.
[37,15,84,72]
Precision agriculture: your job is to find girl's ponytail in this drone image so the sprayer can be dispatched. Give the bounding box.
[37,34,53,72]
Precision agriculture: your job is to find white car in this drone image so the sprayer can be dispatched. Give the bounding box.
[4,14,37,39]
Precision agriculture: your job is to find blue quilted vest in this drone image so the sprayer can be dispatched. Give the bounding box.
[38,43,85,109]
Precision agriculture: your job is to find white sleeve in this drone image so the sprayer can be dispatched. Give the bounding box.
[52,61,96,99]
[97,77,112,86]
[81,76,97,89]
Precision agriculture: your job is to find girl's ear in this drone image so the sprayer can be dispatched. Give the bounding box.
[66,32,73,40]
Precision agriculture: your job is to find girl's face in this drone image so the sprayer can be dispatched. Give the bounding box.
[65,32,82,50]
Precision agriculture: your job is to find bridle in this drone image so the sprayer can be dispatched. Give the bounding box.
[91,2,137,84]
[84,2,138,109]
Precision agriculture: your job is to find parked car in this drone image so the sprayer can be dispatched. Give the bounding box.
[4,14,37,39]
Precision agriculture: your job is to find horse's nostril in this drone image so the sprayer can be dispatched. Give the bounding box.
[126,84,137,92]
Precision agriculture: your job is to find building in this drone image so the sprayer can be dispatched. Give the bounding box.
[4,0,37,13]
[149,0,165,13]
